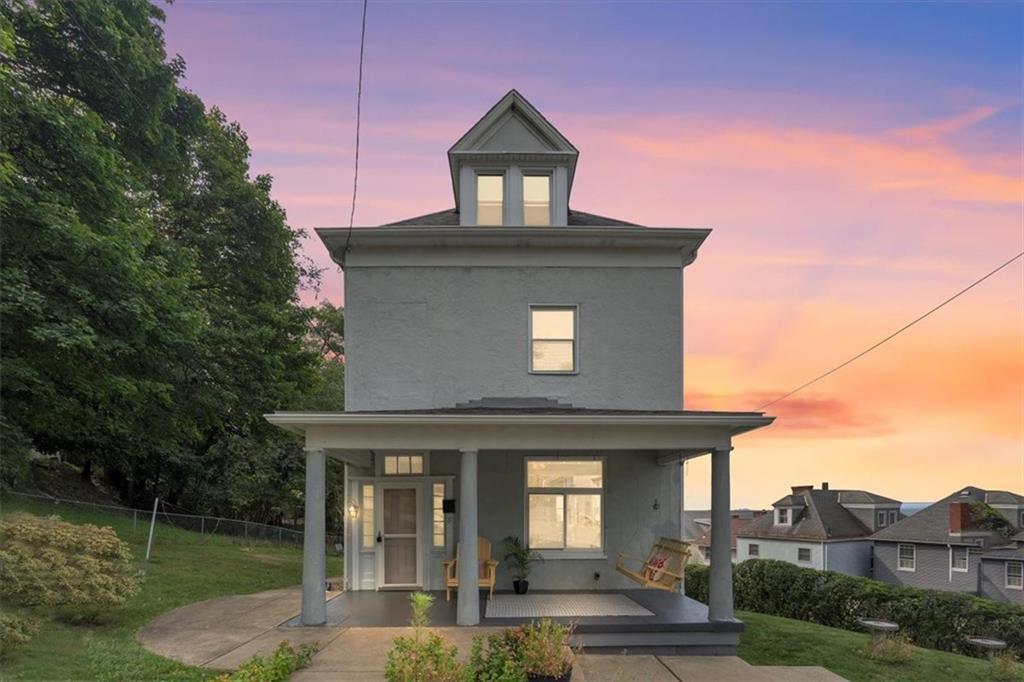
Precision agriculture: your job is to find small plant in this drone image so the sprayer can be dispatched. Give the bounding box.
[862,633,914,665]
[0,612,40,658]
[214,641,317,682]
[502,536,542,594]
[989,652,1024,682]
[519,619,575,681]
[466,629,527,682]
[385,592,463,682]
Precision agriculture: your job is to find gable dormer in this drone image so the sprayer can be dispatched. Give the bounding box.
[448,90,578,227]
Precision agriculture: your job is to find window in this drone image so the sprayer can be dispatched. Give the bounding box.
[1020,510,1024,528]
[748,544,760,558]
[798,547,812,562]
[888,510,897,525]
[361,484,375,548]
[951,546,969,572]
[1007,562,1023,590]
[384,454,423,475]
[776,508,788,525]
[526,459,603,553]
[530,306,576,373]
[877,511,887,527]
[432,483,445,548]
[523,175,551,226]
[898,543,916,571]
[476,174,503,225]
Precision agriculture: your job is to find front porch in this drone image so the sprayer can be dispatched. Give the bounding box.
[282,589,742,654]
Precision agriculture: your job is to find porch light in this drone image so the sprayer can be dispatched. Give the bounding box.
[348,503,359,519]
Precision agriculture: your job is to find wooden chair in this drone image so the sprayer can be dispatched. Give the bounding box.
[443,536,499,601]
[616,537,691,592]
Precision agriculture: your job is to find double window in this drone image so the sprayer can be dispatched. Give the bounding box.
[530,306,576,373]
[1007,562,1023,590]
[526,458,603,554]
[475,172,551,226]
[898,543,916,571]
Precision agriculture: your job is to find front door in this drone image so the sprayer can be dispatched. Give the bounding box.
[380,486,418,587]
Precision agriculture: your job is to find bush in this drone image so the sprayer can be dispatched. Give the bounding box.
[0,613,40,657]
[689,559,1024,659]
[518,619,575,679]
[214,641,317,682]
[466,630,527,681]
[989,652,1024,682]
[385,592,462,682]
[0,512,139,621]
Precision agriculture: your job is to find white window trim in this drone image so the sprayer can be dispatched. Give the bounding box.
[520,169,554,227]
[475,169,508,226]
[528,304,579,375]
[950,546,969,573]
[378,452,429,477]
[897,543,916,572]
[524,455,605,559]
[797,547,812,563]
[776,508,789,525]
[748,543,760,558]
[888,510,897,525]
[1007,561,1023,590]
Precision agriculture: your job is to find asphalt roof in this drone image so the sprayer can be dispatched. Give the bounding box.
[980,545,1024,561]
[383,208,640,227]
[872,486,1024,545]
[739,489,887,541]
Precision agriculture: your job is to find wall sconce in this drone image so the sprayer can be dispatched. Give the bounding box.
[348,503,359,519]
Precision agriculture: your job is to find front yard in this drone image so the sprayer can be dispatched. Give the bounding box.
[0,496,1015,681]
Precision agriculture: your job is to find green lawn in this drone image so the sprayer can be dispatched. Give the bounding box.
[0,496,342,681]
[2,497,1018,681]
[739,609,1022,681]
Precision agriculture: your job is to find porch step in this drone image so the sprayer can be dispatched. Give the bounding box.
[659,656,771,681]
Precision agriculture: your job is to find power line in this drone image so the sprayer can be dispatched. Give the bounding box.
[341,0,369,263]
[757,249,1024,411]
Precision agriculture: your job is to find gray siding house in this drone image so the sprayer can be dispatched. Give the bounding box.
[736,483,900,576]
[266,91,774,652]
[872,486,1024,604]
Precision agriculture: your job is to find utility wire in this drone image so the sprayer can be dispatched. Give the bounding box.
[341,0,369,262]
[756,250,1024,411]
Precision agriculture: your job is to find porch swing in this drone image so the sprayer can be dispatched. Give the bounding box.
[615,537,691,592]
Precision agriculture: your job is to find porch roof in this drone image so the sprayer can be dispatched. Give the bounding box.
[264,408,773,464]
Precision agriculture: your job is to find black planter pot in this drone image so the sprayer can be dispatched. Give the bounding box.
[527,672,571,682]
[513,579,530,595]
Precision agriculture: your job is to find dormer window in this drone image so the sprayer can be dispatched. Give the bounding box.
[523,174,551,226]
[776,508,789,525]
[476,174,504,225]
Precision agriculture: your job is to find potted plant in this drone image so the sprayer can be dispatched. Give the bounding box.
[502,536,542,595]
[519,619,575,682]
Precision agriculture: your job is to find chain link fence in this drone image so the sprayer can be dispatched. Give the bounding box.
[4,490,343,551]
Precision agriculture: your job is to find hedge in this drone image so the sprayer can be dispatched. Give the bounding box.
[684,559,1024,659]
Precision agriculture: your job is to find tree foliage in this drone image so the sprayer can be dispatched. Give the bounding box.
[1,0,344,527]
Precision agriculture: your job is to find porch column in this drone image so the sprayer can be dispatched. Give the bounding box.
[457,448,479,625]
[708,445,734,621]
[301,447,327,626]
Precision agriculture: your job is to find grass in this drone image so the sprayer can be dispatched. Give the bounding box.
[738,610,1024,681]
[0,496,342,681]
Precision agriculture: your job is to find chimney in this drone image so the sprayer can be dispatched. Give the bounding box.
[821,481,829,491]
[949,501,972,533]
[791,485,813,495]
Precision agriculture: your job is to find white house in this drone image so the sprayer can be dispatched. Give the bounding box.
[266,90,774,653]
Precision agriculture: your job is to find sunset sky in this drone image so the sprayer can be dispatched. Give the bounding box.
[162,1,1022,509]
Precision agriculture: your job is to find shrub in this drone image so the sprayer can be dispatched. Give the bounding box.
[385,592,462,682]
[466,629,527,682]
[0,613,40,657]
[862,633,914,664]
[989,652,1024,682]
[716,559,1024,659]
[214,641,317,682]
[683,563,709,603]
[518,619,575,679]
[0,513,139,621]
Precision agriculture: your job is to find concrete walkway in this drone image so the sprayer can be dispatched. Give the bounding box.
[137,586,845,681]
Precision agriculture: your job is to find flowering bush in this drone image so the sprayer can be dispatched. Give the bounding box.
[0,513,139,621]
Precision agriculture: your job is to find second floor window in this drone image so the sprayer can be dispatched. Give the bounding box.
[523,175,551,226]
[477,174,503,225]
[877,510,887,527]
[530,306,576,373]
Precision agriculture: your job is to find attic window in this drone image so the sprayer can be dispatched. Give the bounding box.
[523,175,551,226]
[476,174,503,225]
[776,508,789,525]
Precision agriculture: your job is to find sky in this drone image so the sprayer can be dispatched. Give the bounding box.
[162,0,1023,509]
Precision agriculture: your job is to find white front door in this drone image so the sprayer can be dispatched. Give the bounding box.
[379,485,419,587]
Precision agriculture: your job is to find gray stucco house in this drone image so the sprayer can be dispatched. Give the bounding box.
[872,486,1024,604]
[266,90,774,652]
[736,483,900,576]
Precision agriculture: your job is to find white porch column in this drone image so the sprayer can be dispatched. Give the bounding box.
[457,448,480,626]
[301,447,327,626]
[708,446,734,621]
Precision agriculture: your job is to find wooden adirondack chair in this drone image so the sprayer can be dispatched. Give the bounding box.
[616,537,691,592]
[443,536,500,601]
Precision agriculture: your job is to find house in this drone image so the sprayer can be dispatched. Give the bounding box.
[736,483,900,576]
[872,486,1024,603]
[684,509,767,564]
[265,90,774,653]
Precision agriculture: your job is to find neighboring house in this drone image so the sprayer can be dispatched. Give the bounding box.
[872,486,1024,604]
[685,509,767,564]
[737,482,901,577]
[266,90,774,651]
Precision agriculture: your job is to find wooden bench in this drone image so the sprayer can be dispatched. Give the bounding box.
[616,537,691,592]
[442,536,499,601]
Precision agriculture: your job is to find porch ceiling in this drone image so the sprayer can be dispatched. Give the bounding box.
[264,409,773,455]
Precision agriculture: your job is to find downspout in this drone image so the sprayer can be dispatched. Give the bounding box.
[823,542,827,571]
[948,544,953,583]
